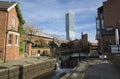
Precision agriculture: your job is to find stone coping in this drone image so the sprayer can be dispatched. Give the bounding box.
[0,56,55,69]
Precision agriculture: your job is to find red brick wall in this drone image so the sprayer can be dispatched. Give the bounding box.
[26,43,32,56]
[7,7,19,31]
[100,35,115,51]
[104,0,120,27]
[31,48,51,55]
[0,7,20,61]
[5,7,20,61]
[82,34,88,42]
[0,11,7,60]
[100,0,120,52]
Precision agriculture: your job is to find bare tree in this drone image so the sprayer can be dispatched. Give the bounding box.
[23,24,42,41]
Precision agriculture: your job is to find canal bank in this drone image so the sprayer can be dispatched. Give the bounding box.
[0,56,56,79]
[35,54,85,79]
[61,59,120,79]
[61,60,88,79]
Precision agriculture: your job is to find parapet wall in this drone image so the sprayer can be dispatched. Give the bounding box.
[0,59,56,79]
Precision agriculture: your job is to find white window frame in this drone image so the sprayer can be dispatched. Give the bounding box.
[7,31,20,46]
[96,19,100,29]
[12,17,16,27]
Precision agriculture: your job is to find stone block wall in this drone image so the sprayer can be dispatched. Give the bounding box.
[0,59,56,79]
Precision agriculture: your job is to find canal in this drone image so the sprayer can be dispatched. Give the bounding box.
[34,53,87,79]
[33,68,72,79]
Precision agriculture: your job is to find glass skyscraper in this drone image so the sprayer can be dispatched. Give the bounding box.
[65,11,75,40]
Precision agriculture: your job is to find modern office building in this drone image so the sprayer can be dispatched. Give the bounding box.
[65,11,75,40]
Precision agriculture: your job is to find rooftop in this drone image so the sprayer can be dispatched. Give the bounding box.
[0,1,17,11]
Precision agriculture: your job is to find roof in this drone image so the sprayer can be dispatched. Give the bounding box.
[90,43,98,47]
[0,1,17,11]
[98,6,103,14]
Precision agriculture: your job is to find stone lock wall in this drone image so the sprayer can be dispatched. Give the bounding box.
[0,59,56,79]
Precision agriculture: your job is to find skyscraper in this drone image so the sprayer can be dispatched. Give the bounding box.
[65,11,75,40]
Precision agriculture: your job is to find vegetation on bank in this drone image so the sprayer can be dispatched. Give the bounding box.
[19,41,26,54]
[16,3,25,53]
[57,40,90,55]
[16,3,25,36]
[57,49,81,55]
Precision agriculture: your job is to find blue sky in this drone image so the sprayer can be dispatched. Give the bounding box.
[4,0,106,42]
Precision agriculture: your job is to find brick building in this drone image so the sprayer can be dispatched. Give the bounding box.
[81,32,88,45]
[0,1,22,61]
[96,0,120,52]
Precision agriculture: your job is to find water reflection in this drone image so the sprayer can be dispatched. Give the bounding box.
[34,68,72,79]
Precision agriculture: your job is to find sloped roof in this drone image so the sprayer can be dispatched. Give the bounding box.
[0,1,17,11]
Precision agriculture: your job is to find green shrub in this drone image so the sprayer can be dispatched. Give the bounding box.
[19,41,26,54]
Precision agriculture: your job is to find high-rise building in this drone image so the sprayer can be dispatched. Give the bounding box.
[65,11,75,40]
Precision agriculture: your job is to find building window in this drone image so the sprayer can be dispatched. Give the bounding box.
[100,14,103,18]
[97,30,100,35]
[12,17,15,27]
[105,37,111,45]
[101,19,104,29]
[16,35,18,45]
[8,34,12,45]
[96,19,100,29]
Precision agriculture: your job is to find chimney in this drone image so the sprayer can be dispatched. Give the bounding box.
[81,32,83,39]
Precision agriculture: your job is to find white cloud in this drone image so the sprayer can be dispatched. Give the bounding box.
[76,23,96,30]
[3,0,106,42]
[43,29,66,39]
[19,0,105,23]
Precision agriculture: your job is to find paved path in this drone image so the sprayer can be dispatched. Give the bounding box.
[61,59,120,79]
[85,59,120,79]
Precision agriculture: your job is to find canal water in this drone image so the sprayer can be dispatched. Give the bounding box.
[33,68,72,79]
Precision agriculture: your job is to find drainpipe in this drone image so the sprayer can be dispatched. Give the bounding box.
[115,28,119,45]
[115,28,119,53]
[4,12,8,63]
